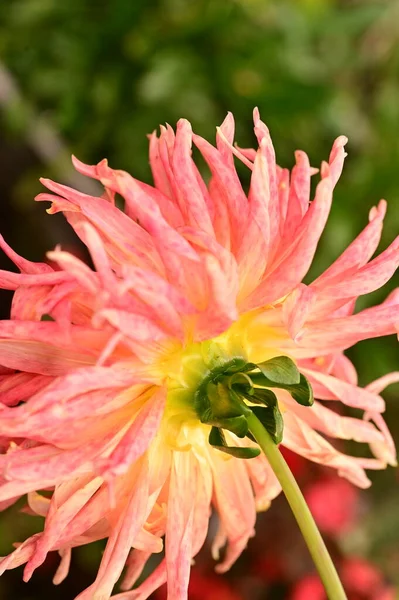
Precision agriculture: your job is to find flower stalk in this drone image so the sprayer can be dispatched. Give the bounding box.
[247,411,348,600]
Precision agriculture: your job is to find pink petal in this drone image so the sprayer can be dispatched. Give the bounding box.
[285,397,385,445]
[0,270,71,290]
[113,562,167,600]
[75,459,151,600]
[23,478,102,580]
[282,413,375,488]
[94,309,168,342]
[243,176,333,309]
[330,354,358,386]
[0,372,52,406]
[165,451,196,600]
[313,199,387,286]
[283,150,312,240]
[282,284,317,340]
[192,127,247,251]
[0,534,40,575]
[209,442,256,573]
[119,550,152,592]
[0,235,53,274]
[172,119,215,236]
[295,300,399,355]
[97,388,166,479]
[53,547,72,585]
[37,181,164,273]
[302,368,385,412]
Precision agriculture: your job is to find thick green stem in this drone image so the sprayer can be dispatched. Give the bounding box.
[247,412,347,600]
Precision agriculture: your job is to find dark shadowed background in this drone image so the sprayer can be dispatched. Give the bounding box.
[0,1,398,598]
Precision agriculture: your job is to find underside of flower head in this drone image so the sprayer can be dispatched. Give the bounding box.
[0,108,397,599]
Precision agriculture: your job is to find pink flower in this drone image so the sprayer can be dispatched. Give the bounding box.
[304,476,359,535]
[0,109,397,599]
[291,558,396,600]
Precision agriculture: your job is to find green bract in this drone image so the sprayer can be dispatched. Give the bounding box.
[194,355,314,458]
[208,426,260,459]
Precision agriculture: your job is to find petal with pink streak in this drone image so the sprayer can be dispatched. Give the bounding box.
[27,366,145,414]
[245,142,271,263]
[192,126,247,251]
[0,269,72,290]
[216,112,235,163]
[283,150,312,240]
[113,562,167,600]
[312,236,399,313]
[23,477,103,580]
[52,547,72,585]
[1,425,121,485]
[330,354,358,386]
[282,284,317,340]
[76,222,119,292]
[327,135,348,188]
[165,451,195,600]
[365,411,397,467]
[251,110,281,262]
[148,130,176,204]
[0,372,52,406]
[208,443,256,573]
[94,309,168,342]
[313,199,386,286]
[172,119,215,236]
[294,299,399,356]
[282,412,375,488]
[46,250,99,294]
[37,182,163,273]
[243,135,347,309]
[75,459,152,600]
[119,265,196,338]
[302,368,385,412]
[190,454,212,557]
[243,176,333,309]
[155,124,181,201]
[207,177,232,250]
[120,550,152,592]
[80,162,199,263]
[195,253,238,341]
[364,372,399,466]
[0,235,53,274]
[284,396,385,445]
[0,339,98,375]
[97,388,166,479]
[0,534,40,576]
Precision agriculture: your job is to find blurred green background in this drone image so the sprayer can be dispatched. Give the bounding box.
[0,0,398,598]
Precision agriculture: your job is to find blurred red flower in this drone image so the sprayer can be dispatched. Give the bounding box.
[304,476,359,535]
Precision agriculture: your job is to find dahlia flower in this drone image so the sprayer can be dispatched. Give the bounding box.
[0,108,397,599]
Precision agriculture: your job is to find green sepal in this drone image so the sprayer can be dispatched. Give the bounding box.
[249,388,279,407]
[222,357,252,374]
[195,376,252,437]
[257,355,300,385]
[194,360,252,424]
[250,371,314,407]
[209,427,261,459]
[288,373,314,406]
[205,415,248,438]
[228,372,254,396]
[249,404,284,445]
